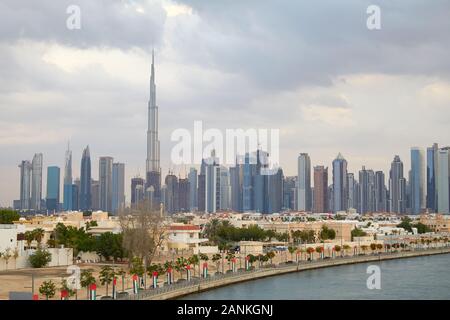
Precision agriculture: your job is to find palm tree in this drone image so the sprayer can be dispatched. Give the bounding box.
[361,245,369,255]
[99,266,115,297]
[175,257,188,280]
[266,251,276,266]
[334,245,341,258]
[33,229,45,248]
[212,253,221,274]
[288,246,296,262]
[306,247,315,261]
[376,243,383,254]
[189,255,200,277]
[24,231,34,249]
[343,244,351,257]
[315,246,324,259]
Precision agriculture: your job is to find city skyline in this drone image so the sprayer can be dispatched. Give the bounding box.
[1,1,450,207]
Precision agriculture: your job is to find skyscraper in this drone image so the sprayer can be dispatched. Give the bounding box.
[188,168,198,211]
[359,166,375,214]
[197,160,206,212]
[268,168,283,214]
[242,153,256,211]
[219,166,230,210]
[72,182,79,211]
[46,166,60,212]
[146,50,161,208]
[230,164,243,212]
[313,166,328,213]
[80,146,92,211]
[31,153,43,210]
[410,147,425,214]
[389,155,406,214]
[375,171,387,212]
[332,153,348,213]
[347,173,356,210]
[131,176,145,208]
[91,180,100,211]
[112,163,125,214]
[165,173,179,214]
[426,143,438,212]
[63,144,73,211]
[19,160,32,210]
[282,176,296,211]
[99,157,113,213]
[205,151,220,213]
[437,148,449,214]
[254,150,270,214]
[178,177,190,212]
[297,153,311,211]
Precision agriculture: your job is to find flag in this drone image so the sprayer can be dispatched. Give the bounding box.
[202,262,208,278]
[152,271,158,288]
[112,277,117,300]
[60,290,68,300]
[186,265,191,281]
[167,268,173,285]
[132,275,139,294]
[89,284,97,300]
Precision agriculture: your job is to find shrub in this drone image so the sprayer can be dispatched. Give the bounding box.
[29,249,52,268]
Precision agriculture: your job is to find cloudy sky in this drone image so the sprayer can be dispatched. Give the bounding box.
[1,0,449,207]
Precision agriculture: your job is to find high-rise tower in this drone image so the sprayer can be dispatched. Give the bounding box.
[146,50,161,207]
[80,145,92,211]
[63,143,73,211]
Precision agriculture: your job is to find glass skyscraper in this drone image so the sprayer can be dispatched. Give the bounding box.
[332,153,348,213]
[80,146,92,211]
[46,166,60,212]
[410,147,425,214]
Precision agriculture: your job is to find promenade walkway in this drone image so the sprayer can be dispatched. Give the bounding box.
[115,246,450,300]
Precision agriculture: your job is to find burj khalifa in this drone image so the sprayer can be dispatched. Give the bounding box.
[145,50,161,206]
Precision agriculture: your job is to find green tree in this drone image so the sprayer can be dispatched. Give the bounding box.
[275,232,289,242]
[319,226,336,241]
[0,209,20,224]
[397,217,413,233]
[99,266,115,297]
[39,280,56,300]
[351,228,367,241]
[414,222,431,234]
[28,248,51,268]
[95,232,124,262]
[80,269,96,299]
[60,279,76,299]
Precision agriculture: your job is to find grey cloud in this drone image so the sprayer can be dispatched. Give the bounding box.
[172,0,450,90]
[0,0,166,49]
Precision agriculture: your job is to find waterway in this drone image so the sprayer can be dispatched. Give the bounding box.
[182,253,450,300]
